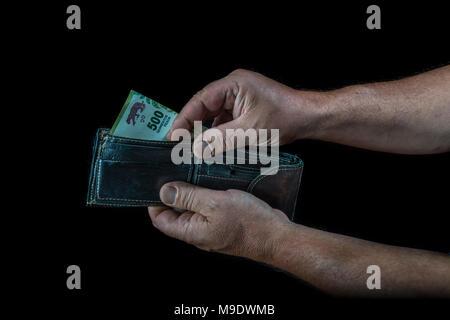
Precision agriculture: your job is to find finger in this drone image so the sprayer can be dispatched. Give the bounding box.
[148,206,196,240]
[147,205,169,221]
[148,206,180,227]
[212,110,233,128]
[160,181,223,214]
[167,77,237,140]
[192,118,252,158]
[148,205,188,220]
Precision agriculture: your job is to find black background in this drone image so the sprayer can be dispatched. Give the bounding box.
[11,0,450,317]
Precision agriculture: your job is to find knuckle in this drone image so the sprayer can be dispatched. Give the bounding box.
[192,87,211,109]
[178,187,197,211]
[190,87,210,106]
[229,68,248,76]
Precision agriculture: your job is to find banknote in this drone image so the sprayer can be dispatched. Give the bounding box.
[110,90,178,140]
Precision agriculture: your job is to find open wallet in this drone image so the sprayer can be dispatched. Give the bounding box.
[87,128,304,220]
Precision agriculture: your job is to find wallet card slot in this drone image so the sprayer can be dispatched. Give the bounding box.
[97,159,190,202]
[196,174,251,191]
[203,164,259,180]
[101,142,190,165]
[104,133,180,147]
[101,159,190,168]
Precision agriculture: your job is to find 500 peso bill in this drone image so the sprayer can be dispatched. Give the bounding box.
[110,90,178,141]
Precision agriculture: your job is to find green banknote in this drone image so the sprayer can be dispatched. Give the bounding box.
[110,90,178,140]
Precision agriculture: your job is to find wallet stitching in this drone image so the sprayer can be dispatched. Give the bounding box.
[290,168,303,218]
[197,174,250,182]
[97,138,160,202]
[105,135,177,145]
[89,158,98,203]
[89,133,103,203]
[247,167,299,193]
[228,165,261,171]
[90,202,163,207]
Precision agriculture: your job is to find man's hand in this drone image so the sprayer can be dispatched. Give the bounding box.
[149,182,450,297]
[167,69,324,157]
[169,66,450,155]
[148,181,291,260]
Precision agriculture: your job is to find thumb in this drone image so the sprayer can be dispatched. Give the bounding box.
[160,181,222,214]
[193,118,253,158]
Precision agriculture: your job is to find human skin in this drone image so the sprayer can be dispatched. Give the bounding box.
[149,67,450,297]
[167,67,450,155]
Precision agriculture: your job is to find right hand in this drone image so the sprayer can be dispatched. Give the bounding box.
[167,69,324,157]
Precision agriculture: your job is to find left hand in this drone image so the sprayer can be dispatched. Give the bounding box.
[148,181,292,260]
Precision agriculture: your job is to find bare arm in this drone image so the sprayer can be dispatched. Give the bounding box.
[149,183,450,297]
[170,66,450,155]
[309,65,450,154]
[265,223,450,297]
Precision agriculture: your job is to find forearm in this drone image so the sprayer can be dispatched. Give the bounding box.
[302,65,450,154]
[259,223,450,297]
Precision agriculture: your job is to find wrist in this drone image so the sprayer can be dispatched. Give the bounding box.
[303,84,379,141]
[289,89,336,140]
[250,219,299,266]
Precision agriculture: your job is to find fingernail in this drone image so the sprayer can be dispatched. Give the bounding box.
[160,186,177,205]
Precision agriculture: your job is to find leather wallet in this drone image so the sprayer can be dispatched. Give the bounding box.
[87,128,304,220]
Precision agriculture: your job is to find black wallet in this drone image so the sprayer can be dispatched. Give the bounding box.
[87,128,304,220]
